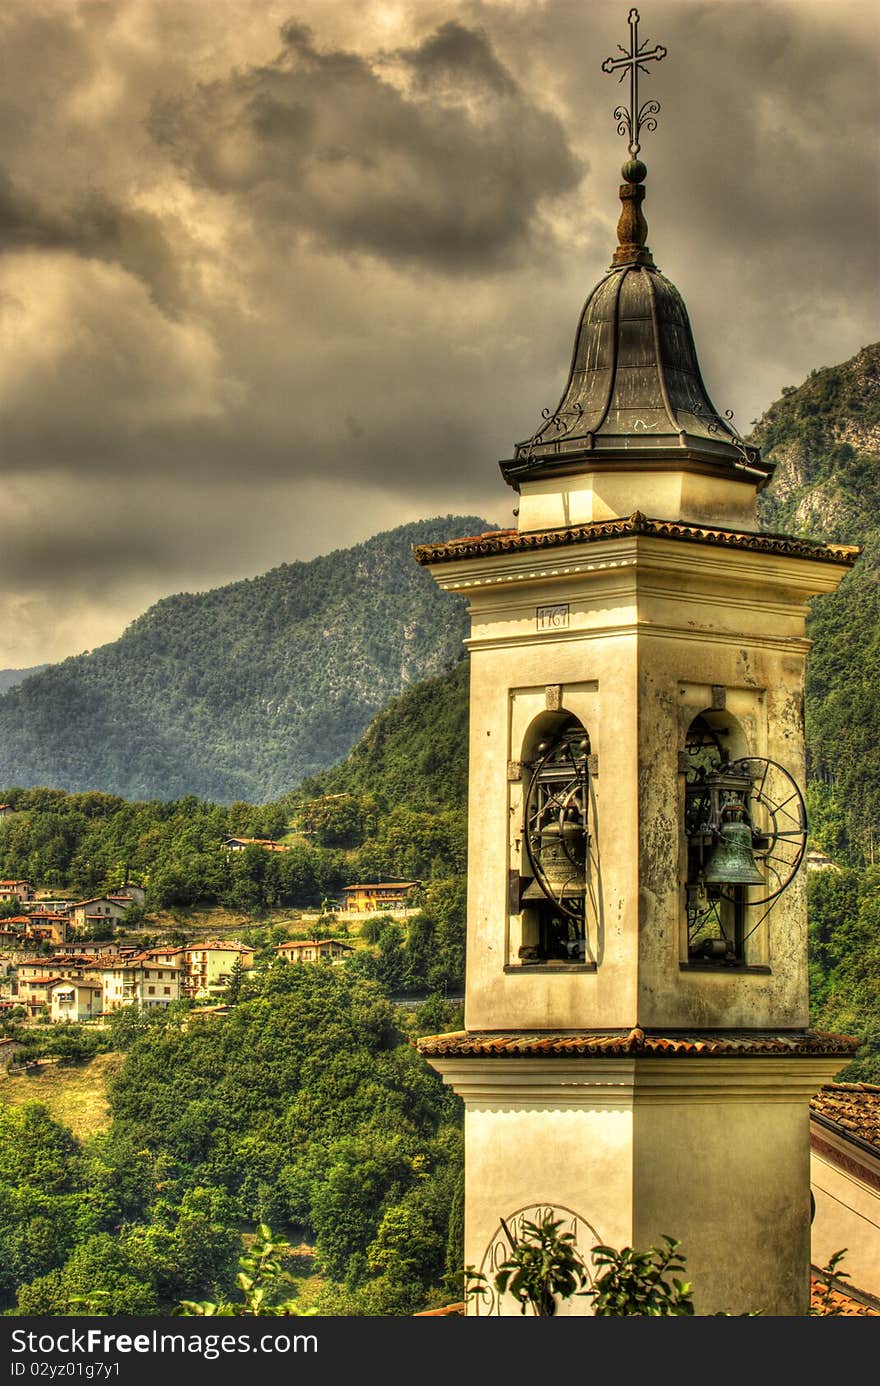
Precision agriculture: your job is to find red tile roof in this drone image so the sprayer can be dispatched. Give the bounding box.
[810,1082,880,1151]
[413,513,860,569]
[810,1276,880,1315]
[416,1028,861,1059]
[343,882,420,890]
[184,941,255,953]
[70,894,129,908]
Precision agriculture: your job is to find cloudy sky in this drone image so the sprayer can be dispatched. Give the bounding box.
[0,0,877,668]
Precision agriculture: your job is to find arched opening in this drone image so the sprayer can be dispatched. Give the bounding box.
[517,711,592,964]
[683,708,757,964]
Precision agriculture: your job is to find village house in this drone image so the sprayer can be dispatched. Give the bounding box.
[14,952,122,1016]
[806,848,838,872]
[49,978,104,1022]
[179,941,256,999]
[110,884,146,906]
[61,939,123,957]
[14,955,102,1016]
[340,881,420,914]
[68,894,134,932]
[275,939,354,965]
[0,879,35,904]
[0,804,14,821]
[1,916,31,934]
[24,912,68,946]
[15,972,64,1016]
[98,954,183,1012]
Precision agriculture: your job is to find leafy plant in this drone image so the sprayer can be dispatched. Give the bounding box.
[587,1235,694,1316]
[809,1248,851,1315]
[482,1211,591,1316]
[471,1221,697,1317]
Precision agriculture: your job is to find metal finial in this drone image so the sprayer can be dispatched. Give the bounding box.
[601,8,667,162]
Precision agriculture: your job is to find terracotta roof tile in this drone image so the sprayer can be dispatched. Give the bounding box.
[810,1277,880,1316]
[277,939,353,950]
[810,1082,880,1150]
[413,513,859,568]
[416,1028,860,1059]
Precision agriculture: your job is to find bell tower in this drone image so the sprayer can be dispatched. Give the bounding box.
[416,10,859,1316]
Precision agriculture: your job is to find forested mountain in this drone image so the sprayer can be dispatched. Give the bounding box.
[754,343,880,861]
[0,666,48,696]
[296,658,470,816]
[0,517,489,804]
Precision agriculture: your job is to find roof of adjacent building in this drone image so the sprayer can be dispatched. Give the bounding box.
[416,1028,861,1059]
[184,940,256,953]
[413,513,860,569]
[343,881,420,891]
[70,894,130,908]
[810,1082,880,1151]
[810,1276,880,1316]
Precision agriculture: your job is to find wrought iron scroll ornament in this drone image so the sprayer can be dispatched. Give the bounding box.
[601,8,667,159]
[688,400,761,468]
[519,403,584,460]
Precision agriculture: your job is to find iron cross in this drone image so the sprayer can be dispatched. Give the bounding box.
[601,8,667,158]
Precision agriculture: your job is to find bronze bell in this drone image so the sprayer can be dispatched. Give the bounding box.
[523,819,587,899]
[702,816,763,886]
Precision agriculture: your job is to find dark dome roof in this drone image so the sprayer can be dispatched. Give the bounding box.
[501,260,770,489]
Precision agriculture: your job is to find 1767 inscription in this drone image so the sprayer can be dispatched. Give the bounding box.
[536,603,570,631]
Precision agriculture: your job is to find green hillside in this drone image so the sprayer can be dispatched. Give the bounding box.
[0,666,47,696]
[754,343,880,861]
[296,657,470,815]
[0,516,489,805]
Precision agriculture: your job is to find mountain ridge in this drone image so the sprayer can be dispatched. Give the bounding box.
[0,515,491,803]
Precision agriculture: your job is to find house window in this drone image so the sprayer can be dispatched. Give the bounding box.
[147,986,155,995]
[163,987,171,995]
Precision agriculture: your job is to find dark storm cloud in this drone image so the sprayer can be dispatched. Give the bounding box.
[150,18,584,271]
[0,169,181,313]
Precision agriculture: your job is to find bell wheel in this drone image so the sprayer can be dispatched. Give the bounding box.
[727,756,807,906]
